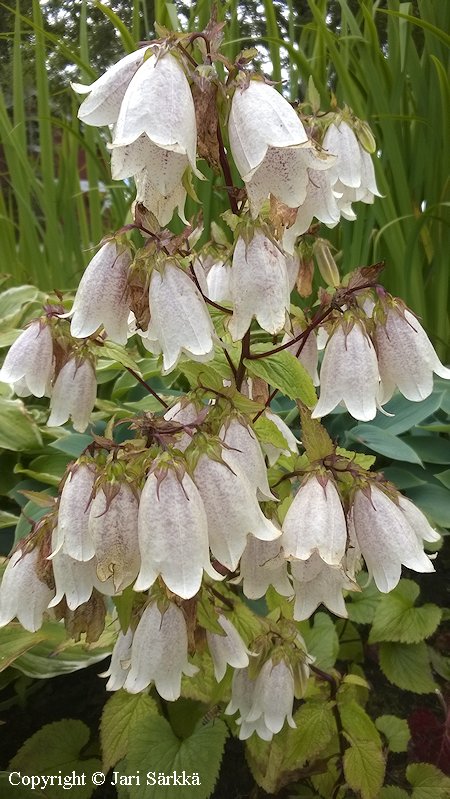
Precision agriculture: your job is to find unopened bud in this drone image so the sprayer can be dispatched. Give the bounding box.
[314,240,340,287]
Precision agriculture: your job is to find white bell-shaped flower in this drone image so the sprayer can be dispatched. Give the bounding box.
[147,263,215,373]
[73,48,147,126]
[290,552,358,620]
[194,453,280,571]
[333,146,382,219]
[47,357,97,432]
[135,467,217,599]
[124,602,197,699]
[351,485,435,593]
[323,121,381,218]
[220,417,275,501]
[375,307,450,403]
[53,464,96,561]
[109,52,198,178]
[70,241,132,345]
[398,497,441,545]
[283,169,341,254]
[246,658,296,736]
[0,321,53,398]
[49,532,97,611]
[89,482,140,592]
[206,614,250,682]
[225,668,273,741]
[0,548,54,632]
[312,321,381,421]
[229,80,332,216]
[228,230,290,341]
[101,628,133,691]
[281,475,347,566]
[238,536,293,600]
[206,260,231,303]
[134,165,187,226]
[282,322,320,386]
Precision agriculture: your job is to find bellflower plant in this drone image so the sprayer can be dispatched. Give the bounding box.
[0,13,449,797]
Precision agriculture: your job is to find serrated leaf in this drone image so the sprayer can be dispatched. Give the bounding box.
[181,650,217,704]
[299,405,334,460]
[100,691,159,772]
[379,642,436,694]
[336,619,364,663]
[245,351,317,407]
[407,762,450,799]
[346,576,381,625]
[335,446,376,470]
[100,341,142,375]
[298,612,339,670]
[375,715,410,753]
[125,714,228,799]
[369,580,442,645]
[340,700,381,747]
[343,740,385,799]
[311,758,339,798]
[9,720,100,799]
[245,732,287,795]
[284,701,337,767]
[377,788,410,799]
[253,414,292,449]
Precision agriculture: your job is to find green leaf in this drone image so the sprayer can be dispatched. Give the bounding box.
[371,392,444,436]
[245,351,317,407]
[0,625,46,672]
[8,720,100,799]
[0,398,42,451]
[379,642,436,693]
[347,425,423,465]
[14,453,71,486]
[335,446,376,470]
[340,700,381,747]
[407,762,450,799]
[100,341,143,375]
[401,435,450,465]
[298,612,339,670]
[245,730,291,795]
[406,485,450,528]
[0,510,19,529]
[101,691,159,773]
[435,469,450,489]
[377,788,410,799]
[343,740,385,799]
[346,576,381,625]
[49,433,93,457]
[369,580,442,645]
[284,701,337,767]
[382,466,427,489]
[299,406,334,460]
[336,619,364,663]
[375,715,410,753]
[125,714,228,799]
[253,414,293,449]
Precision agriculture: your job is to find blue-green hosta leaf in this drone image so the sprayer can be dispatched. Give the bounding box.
[379,642,436,694]
[406,485,450,528]
[406,762,450,799]
[8,720,100,799]
[100,691,160,773]
[370,392,443,436]
[245,350,317,406]
[347,425,422,465]
[401,435,450,465]
[49,433,93,457]
[125,714,228,799]
[369,580,442,644]
[375,715,410,753]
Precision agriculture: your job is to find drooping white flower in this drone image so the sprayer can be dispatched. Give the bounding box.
[89,482,140,593]
[146,263,215,374]
[323,120,381,218]
[0,548,54,632]
[281,475,347,566]
[351,485,435,593]
[246,658,296,736]
[53,464,96,561]
[312,321,381,421]
[134,165,187,226]
[47,358,97,432]
[101,628,133,691]
[228,231,290,341]
[290,552,358,620]
[194,453,280,571]
[228,80,332,216]
[0,321,53,398]
[124,602,197,699]
[398,496,441,545]
[225,668,273,741]
[283,169,340,254]
[375,306,450,403]
[49,530,97,610]
[206,614,250,682]
[73,48,148,127]
[135,467,217,599]
[238,536,293,600]
[70,241,132,345]
[220,417,275,501]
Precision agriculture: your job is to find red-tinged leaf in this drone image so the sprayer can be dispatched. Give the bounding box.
[408,706,450,775]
